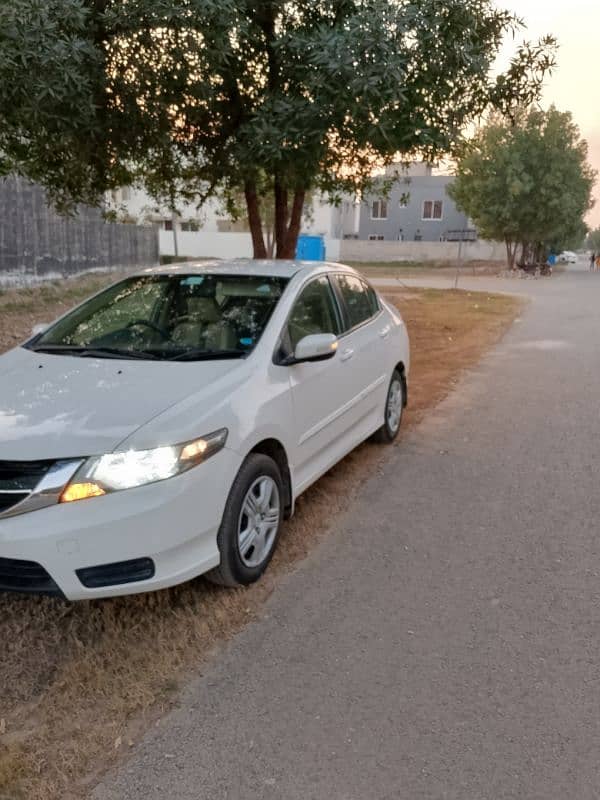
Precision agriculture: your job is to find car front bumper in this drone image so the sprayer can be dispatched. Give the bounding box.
[0,448,242,600]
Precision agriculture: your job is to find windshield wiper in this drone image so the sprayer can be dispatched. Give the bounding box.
[28,344,84,354]
[79,347,162,361]
[29,345,160,360]
[168,348,247,362]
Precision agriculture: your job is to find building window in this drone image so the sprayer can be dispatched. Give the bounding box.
[181,220,200,232]
[422,200,443,220]
[164,220,174,231]
[371,200,388,220]
[368,234,385,241]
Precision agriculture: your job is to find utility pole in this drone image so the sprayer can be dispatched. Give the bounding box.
[454,236,464,289]
[172,212,179,259]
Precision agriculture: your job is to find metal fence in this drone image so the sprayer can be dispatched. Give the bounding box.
[0,176,158,279]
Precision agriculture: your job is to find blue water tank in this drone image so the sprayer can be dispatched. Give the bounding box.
[296,234,326,261]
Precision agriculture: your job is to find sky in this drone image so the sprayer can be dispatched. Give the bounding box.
[496,0,600,227]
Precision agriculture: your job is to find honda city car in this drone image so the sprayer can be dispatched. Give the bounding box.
[0,260,409,599]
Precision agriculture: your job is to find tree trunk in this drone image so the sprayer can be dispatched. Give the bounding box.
[244,181,267,259]
[535,242,545,263]
[278,189,306,259]
[274,180,289,256]
[505,237,517,270]
[246,180,306,260]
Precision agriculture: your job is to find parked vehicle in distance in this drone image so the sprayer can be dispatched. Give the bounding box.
[558,251,578,264]
[0,260,409,599]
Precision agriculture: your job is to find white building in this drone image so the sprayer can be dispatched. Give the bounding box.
[105,163,450,260]
[106,185,358,260]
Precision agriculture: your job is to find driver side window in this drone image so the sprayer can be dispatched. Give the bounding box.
[287,277,341,351]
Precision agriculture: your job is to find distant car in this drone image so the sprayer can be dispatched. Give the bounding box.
[0,260,410,600]
[558,251,578,264]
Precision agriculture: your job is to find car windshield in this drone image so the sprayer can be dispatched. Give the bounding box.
[28,274,289,360]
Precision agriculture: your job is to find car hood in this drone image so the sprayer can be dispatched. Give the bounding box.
[0,348,240,460]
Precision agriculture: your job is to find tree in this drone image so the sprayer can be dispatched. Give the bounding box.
[586,228,600,252]
[0,1,556,258]
[449,107,595,269]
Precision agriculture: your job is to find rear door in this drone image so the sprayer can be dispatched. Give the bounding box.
[330,273,389,437]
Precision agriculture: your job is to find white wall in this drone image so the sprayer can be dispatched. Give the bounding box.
[339,239,506,263]
[160,230,342,261]
[159,230,506,263]
[324,237,341,261]
[160,230,253,259]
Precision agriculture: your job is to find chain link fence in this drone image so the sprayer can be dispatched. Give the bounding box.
[0,176,158,281]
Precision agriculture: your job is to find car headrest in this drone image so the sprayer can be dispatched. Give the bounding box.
[186,297,219,322]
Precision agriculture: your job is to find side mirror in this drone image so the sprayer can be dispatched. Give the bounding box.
[31,323,49,337]
[292,333,339,364]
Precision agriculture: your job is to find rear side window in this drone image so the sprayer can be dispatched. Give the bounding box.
[333,275,379,330]
[364,282,380,316]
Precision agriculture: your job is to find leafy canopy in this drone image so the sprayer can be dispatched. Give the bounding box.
[0,0,556,255]
[449,107,595,266]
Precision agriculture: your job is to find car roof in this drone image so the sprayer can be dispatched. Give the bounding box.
[137,259,356,280]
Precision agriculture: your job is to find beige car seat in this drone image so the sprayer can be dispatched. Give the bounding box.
[171,297,237,350]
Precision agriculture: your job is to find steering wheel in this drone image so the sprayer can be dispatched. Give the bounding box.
[126,319,169,339]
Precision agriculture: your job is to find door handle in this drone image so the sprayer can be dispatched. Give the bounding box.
[379,325,391,339]
[340,348,354,363]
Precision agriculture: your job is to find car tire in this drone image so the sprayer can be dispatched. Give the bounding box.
[371,369,405,444]
[207,454,284,588]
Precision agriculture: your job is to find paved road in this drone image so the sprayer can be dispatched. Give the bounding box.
[95,267,600,800]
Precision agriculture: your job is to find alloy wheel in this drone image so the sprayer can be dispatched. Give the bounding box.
[237,476,281,568]
[387,378,403,433]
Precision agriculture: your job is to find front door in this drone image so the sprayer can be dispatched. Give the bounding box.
[284,276,347,492]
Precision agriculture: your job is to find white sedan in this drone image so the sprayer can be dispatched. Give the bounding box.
[558,251,578,264]
[0,260,409,599]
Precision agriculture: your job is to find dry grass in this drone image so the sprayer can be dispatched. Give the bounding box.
[347,260,507,279]
[0,273,129,349]
[0,278,522,800]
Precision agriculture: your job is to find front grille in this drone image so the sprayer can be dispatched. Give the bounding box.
[0,460,53,515]
[0,493,29,512]
[77,557,155,589]
[0,460,53,491]
[0,557,62,596]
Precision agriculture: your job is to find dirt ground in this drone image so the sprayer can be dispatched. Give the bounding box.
[0,274,522,800]
[348,260,507,279]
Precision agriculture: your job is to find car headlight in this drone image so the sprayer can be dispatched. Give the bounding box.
[60,429,228,503]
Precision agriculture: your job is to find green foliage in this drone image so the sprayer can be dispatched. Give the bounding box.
[449,107,595,267]
[0,0,556,256]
